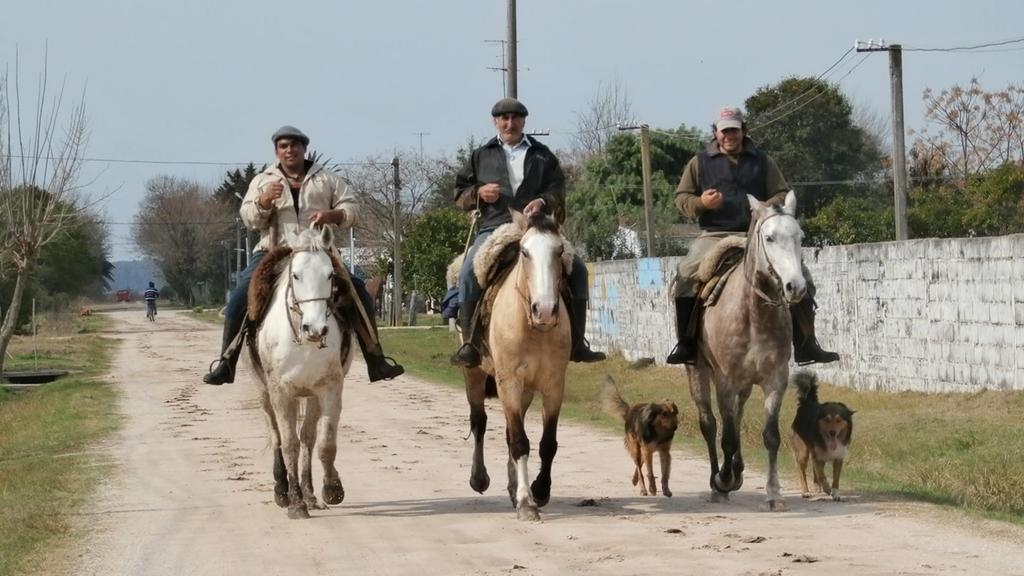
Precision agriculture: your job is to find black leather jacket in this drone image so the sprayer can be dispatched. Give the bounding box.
[454,135,566,232]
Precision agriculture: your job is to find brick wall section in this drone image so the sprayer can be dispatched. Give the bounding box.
[585,235,1023,392]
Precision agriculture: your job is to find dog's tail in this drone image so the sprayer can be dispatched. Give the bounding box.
[792,370,820,405]
[601,376,629,422]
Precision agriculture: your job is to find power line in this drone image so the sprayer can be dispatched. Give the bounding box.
[746,48,856,125]
[749,53,872,133]
[0,153,387,168]
[903,36,1024,52]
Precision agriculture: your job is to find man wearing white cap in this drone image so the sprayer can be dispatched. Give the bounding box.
[665,106,839,366]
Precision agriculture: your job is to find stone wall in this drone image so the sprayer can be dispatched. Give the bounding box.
[585,235,1023,392]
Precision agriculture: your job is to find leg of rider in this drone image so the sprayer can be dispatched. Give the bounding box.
[452,230,491,368]
[348,275,405,382]
[791,269,840,364]
[666,234,723,365]
[568,255,605,362]
[204,251,266,385]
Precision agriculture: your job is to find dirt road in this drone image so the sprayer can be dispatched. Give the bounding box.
[54,310,1023,575]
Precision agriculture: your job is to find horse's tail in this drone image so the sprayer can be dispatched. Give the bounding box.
[601,376,629,422]
[792,370,820,406]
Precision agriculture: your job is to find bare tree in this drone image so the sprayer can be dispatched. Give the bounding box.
[912,79,1024,180]
[339,151,451,255]
[571,78,636,158]
[132,175,234,307]
[0,55,89,373]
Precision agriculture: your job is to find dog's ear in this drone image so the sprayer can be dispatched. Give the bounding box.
[670,402,679,415]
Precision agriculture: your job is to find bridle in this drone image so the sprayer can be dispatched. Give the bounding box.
[283,247,336,348]
[744,212,788,307]
[513,230,566,330]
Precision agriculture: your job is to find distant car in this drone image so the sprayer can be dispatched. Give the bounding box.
[116,289,132,303]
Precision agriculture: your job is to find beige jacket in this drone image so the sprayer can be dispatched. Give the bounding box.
[240,162,359,252]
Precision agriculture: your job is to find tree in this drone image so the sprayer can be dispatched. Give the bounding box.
[803,196,894,246]
[745,77,885,218]
[132,176,234,307]
[400,207,471,302]
[566,127,702,259]
[912,79,1024,180]
[570,78,636,160]
[0,57,90,373]
[213,163,259,208]
[962,162,1024,236]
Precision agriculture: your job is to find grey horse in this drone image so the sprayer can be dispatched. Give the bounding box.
[690,190,805,511]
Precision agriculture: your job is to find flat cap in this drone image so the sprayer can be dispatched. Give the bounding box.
[491,97,529,117]
[271,125,309,145]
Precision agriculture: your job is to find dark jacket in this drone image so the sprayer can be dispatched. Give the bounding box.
[696,138,771,232]
[454,135,566,232]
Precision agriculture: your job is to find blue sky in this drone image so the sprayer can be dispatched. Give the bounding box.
[2,0,1021,260]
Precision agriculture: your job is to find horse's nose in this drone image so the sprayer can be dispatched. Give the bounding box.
[785,281,807,303]
[319,325,329,337]
[531,302,539,317]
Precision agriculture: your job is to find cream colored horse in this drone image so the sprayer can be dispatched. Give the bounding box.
[691,191,805,511]
[247,226,354,519]
[462,211,572,521]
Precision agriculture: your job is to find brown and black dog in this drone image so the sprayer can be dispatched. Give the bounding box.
[602,376,679,497]
[790,370,855,501]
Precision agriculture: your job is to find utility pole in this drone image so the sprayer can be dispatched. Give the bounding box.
[857,39,908,240]
[507,0,517,98]
[618,123,656,257]
[391,156,402,327]
[412,131,430,158]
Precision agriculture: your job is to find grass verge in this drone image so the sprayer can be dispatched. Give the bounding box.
[381,327,1024,524]
[0,314,120,576]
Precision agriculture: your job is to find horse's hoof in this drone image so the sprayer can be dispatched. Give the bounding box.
[287,503,310,519]
[274,489,289,508]
[323,480,345,505]
[470,472,490,494]
[761,499,786,512]
[304,497,323,511]
[801,492,812,499]
[712,475,732,494]
[832,491,842,502]
[517,505,540,522]
[663,489,673,498]
[530,480,551,508]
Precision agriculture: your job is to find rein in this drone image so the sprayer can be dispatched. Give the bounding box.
[744,212,787,307]
[283,248,335,348]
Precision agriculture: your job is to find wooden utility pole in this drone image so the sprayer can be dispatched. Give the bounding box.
[391,156,402,327]
[639,125,655,257]
[857,39,908,240]
[507,0,517,98]
[618,123,656,257]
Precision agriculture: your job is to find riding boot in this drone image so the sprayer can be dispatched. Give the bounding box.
[339,285,405,382]
[353,326,405,382]
[666,297,698,365]
[451,300,482,368]
[569,299,606,362]
[203,321,246,385]
[791,298,840,365]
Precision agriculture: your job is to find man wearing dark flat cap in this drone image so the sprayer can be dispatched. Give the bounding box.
[451,98,606,368]
[202,125,404,385]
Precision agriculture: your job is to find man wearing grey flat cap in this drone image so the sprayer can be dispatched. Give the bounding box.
[665,105,839,366]
[450,97,606,368]
[202,125,404,385]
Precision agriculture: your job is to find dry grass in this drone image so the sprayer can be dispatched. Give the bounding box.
[0,314,119,576]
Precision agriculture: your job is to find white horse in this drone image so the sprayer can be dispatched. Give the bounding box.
[247,225,354,519]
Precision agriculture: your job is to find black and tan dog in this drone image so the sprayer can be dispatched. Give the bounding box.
[602,377,679,497]
[790,370,854,501]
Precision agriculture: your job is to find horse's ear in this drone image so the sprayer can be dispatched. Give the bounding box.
[783,190,798,217]
[319,223,334,248]
[510,208,528,231]
[747,194,765,215]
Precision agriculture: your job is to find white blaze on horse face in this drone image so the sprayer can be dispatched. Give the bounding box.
[520,229,563,328]
[292,250,335,342]
[760,210,806,303]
